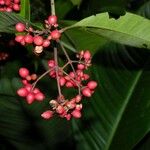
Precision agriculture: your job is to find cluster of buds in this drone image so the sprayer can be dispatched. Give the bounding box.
[15,15,61,54]
[0,51,9,61]
[17,68,45,104]
[0,0,20,12]
[17,50,97,120]
[42,95,83,120]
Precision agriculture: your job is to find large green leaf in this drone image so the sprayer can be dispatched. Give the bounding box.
[67,12,150,49]
[72,43,150,150]
[19,0,30,20]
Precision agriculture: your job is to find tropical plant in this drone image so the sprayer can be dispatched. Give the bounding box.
[0,0,150,150]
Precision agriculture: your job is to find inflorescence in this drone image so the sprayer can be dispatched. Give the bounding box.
[16,14,97,120]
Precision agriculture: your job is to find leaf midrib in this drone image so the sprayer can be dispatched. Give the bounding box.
[105,70,143,150]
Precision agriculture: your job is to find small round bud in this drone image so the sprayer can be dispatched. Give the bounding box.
[51,30,61,40]
[15,35,24,42]
[15,23,25,32]
[48,60,55,68]
[48,15,57,25]
[41,110,53,119]
[71,110,81,118]
[19,68,29,78]
[33,36,44,46]
[87,81,97,90]
[35,92,45,101]
[24,34,33,44]
[17,88,28,97]
[83,50,91,60]
[26,93,35,104]
[42,39,50,47]
[59,77,66,86]
[82,87,92,97]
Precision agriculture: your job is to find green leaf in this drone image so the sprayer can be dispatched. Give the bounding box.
[19,0,30,20]
[70,0,82,6]
[72,43,150,150]
[0,12,27,33]
[69,12,150,49]
[138,1,150,19]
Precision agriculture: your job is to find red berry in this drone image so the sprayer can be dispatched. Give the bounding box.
[82,87,92,97]
[13,4,20,11]
[15,23,25,32]
[17,88,28,97]
[42,39,50,47]
[14,0,20,3]
[35,92,45,101]
[48,15,57,25]
[56,105,65,114]
[0,0,5,5]
[41,110,53,119]
[26,93,35,104]
[75,95,82,103]
[48,60,55,68]
[76,104,83,111]
[15,35,24,42]
[83,74,89,80]
[71,110,81,118]
[65,114,71,120]
[5,0,11,5]
[59,77,66,86]
[77,64,85,70]
[87,81,97,90]
[66,81,74,88]
[25,84,32,92]
[33,88,40,94]
[51,30,61,40]
[6,7,12,12]
[19,68,29,78]
[22,79,28,85]
[24,34,33,44]
[66,101,76,109]
[83,50,91,60]
[33,36,44,46]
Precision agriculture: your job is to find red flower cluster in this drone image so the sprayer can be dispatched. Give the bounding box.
[15,15,61,54]
[0,0,20,12]
[17,68,45,104]
[17,50,97,120]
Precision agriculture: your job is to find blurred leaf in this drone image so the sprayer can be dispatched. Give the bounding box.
[19,0,30,20]
[56,0,74,19]
[70,0,82,6]
[70,12,150,49]
[138,1,150,19]
[0,12,27,33]
[79,0,127,18]
[61,28,107,54]
[72,43,150,150]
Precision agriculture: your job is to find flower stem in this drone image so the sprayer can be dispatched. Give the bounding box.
[50,0,56,15]
[31,68,53,91]
[54,47,62,98]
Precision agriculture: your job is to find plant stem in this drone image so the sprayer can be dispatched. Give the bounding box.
[31,68,53,91]
[59,41,76,75]
[62,70,81,95]
[54,47,62,98]
[50,0,56,15]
